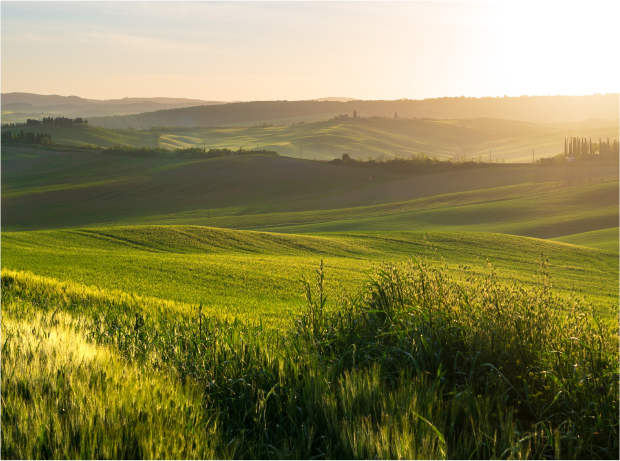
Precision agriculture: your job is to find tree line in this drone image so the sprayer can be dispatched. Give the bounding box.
[39,117,87,125]
[1,117,88,128]
[330,152,496,175]
[102,145,279,159]
[564,136,619,161]
[1,130,52,146]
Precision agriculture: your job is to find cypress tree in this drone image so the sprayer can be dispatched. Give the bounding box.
[564,138,567,157]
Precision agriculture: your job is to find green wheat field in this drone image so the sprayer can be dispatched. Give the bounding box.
[1,118,619,459]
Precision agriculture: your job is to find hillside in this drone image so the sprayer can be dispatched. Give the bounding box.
[1,92,224,122]
[155,117,619,162]
[3,117,618,162]
[3,227,618,322]
[0,124,159,148]
[2,145,618,237]
[87,94,620,129]
[552,227,619,252]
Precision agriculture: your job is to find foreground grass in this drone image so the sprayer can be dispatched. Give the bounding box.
[2,259,618,459]
[1,308,218,459]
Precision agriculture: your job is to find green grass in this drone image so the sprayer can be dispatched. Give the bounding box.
[3,144,617,233]
[552,227,619,252]
[254,180,619,238]
[2,227,618,324]
[2,122,618,458]
[3,257,618,459]
[1,305,217,459]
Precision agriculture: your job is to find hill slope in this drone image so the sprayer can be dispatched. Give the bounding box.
[88,94,620,129]
[1,92,224,121]
[2,145,617,237]
[2,227,617,323]
[4,117,618,162]
[552,228,619,252]
[155,118,618,162]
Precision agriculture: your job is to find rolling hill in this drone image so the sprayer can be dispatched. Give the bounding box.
[1,92,225,122]
[154,117,619,162]
[3,117,618,162]
[2,227,618,324]
[3,131,618,459]
[552,227,619,252]
[87,94,620,129]
[2,145,618,238]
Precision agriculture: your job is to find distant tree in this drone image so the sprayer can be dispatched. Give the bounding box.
[394,112,398,118]
[342,153,350,162]
[353,110,357,119]
[564,138,567,157]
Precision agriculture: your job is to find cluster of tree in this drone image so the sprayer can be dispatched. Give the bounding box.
[565,136,590,157]
[175,147,279,158]
[563,136,619,162]
[1,130,52,146]
[1,117,87,128]
[102,145,279,159]
[40,117,87,125]
[330,152,496,174]
[598,137,619,159]
[3,118,85,128]
[333,111,406,121]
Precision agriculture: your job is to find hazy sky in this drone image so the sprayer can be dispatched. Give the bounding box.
[1,1,618,101]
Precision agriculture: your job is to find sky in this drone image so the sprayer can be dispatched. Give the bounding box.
[1,1,618,101]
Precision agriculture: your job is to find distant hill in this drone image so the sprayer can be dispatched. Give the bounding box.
[87,94,620,129]
[7,118,620,162]
[1,92,226,122]
[3,117,617,162]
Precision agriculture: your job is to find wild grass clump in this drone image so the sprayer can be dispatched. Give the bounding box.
[2,258,618,459]
[297,259,619,458]
[1,302,220,459]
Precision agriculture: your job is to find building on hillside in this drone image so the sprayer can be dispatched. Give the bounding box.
[26,119,41,126]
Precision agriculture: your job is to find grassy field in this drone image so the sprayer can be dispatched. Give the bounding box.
[3,145,618,233]
[154,118,619,163]
[552,227,619,252]
[3,237,618,459]
[3,117,618,161]
[2,137,619,458]
[2,227,618,325]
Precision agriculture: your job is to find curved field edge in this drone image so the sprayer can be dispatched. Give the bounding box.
[101,180,619,240]
[2,227,618,323]
[552,227,619,252]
